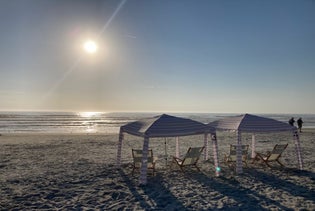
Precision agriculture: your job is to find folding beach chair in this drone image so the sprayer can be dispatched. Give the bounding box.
[131,149,157,176]
[224,144,249,167]
[172,146,205,172]
[252,144,288,168]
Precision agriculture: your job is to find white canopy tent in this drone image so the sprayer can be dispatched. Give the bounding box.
[208,113,303,173]
[116,114,219,185]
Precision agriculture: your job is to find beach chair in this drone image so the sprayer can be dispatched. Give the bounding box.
[131,149,157,176]
[172,146,205,172]
[252,144,288,168]
[224,144,249,167]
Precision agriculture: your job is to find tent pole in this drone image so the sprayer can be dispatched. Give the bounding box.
[139,136,149,185]
[116,129,124,167]
[204,133,208,160]
[293,130,303,170]
[211,133,220,176]
[236,131,243,174]
[164,138,167,166]
[175,137,179,158]
[251,134,256,159]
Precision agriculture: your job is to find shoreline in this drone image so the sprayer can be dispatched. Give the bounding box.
[1,126,314,135]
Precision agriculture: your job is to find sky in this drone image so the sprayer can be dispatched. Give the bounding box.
[0,0,314,114]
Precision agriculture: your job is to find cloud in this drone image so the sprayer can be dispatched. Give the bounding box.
[124,34,137,39]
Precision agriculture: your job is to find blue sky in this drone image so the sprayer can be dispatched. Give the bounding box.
[0,0,314,113]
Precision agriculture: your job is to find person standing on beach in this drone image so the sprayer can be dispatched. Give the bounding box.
[288,117,295,126]
[297,118,303,132]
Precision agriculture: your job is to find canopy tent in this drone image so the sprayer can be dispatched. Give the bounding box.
[208,113,303,173]
[116,114,219,185]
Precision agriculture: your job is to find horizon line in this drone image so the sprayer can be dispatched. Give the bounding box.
[0,109,314,115]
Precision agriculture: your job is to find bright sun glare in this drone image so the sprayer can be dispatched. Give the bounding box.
[79,112,101,118]
[83,40,98,54]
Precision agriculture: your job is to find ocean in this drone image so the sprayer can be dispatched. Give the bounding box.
[0,112,314,134]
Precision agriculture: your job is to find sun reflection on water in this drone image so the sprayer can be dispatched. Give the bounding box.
[78,112,104,133]
[78,112,103,118]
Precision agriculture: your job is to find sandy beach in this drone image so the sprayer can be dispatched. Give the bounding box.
[0,130,314,210]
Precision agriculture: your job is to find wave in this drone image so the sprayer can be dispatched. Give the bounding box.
[0,112,314,134]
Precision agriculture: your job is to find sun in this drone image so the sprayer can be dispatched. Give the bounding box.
[83,40,98,54]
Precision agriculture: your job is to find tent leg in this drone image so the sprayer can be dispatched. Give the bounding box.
[251,134,256,159]
[236,131,243,174]
[175,137,179,158]
[293,131,303,170]
[139,136,149,185]
[204,133,208,160]
[164,138,167,166]
[212,133,220,177]
[116,129,124,167]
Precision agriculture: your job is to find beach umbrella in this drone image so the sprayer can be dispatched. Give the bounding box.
[208,113,303,174]
[116,114,218,185]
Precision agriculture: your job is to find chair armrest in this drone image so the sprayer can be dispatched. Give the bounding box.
[173,156,183,162]
[255,151,268,157]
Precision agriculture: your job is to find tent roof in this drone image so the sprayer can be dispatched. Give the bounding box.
[208,113,296,132]
[121,114,215,137]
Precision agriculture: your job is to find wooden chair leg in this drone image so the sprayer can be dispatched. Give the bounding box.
[195,164,201,172]
[264,161,272,168]
[131,167,136,176]
[276,159,285,167]
[252,153,264,164]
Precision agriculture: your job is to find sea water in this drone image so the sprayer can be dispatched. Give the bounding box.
[0,112,314,134]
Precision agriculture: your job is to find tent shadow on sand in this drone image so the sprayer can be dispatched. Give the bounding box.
[190,172,292,210]
[119,169,187,210]
[244,168,315,201]
[286,168,315,181]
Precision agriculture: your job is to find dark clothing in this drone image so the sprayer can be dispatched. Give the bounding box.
[288,118,295,126]
[297,118,303,132]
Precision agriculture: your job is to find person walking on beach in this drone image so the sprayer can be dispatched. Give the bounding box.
[288,117,295,126]
[297,118,303,132]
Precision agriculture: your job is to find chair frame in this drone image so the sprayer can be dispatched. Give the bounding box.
[172,146,205,172]
[252,144,288,168]
[131,149,156,176]
[224,144,249,167]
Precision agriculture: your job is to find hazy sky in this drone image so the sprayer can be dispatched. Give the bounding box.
[0,0,314,113]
